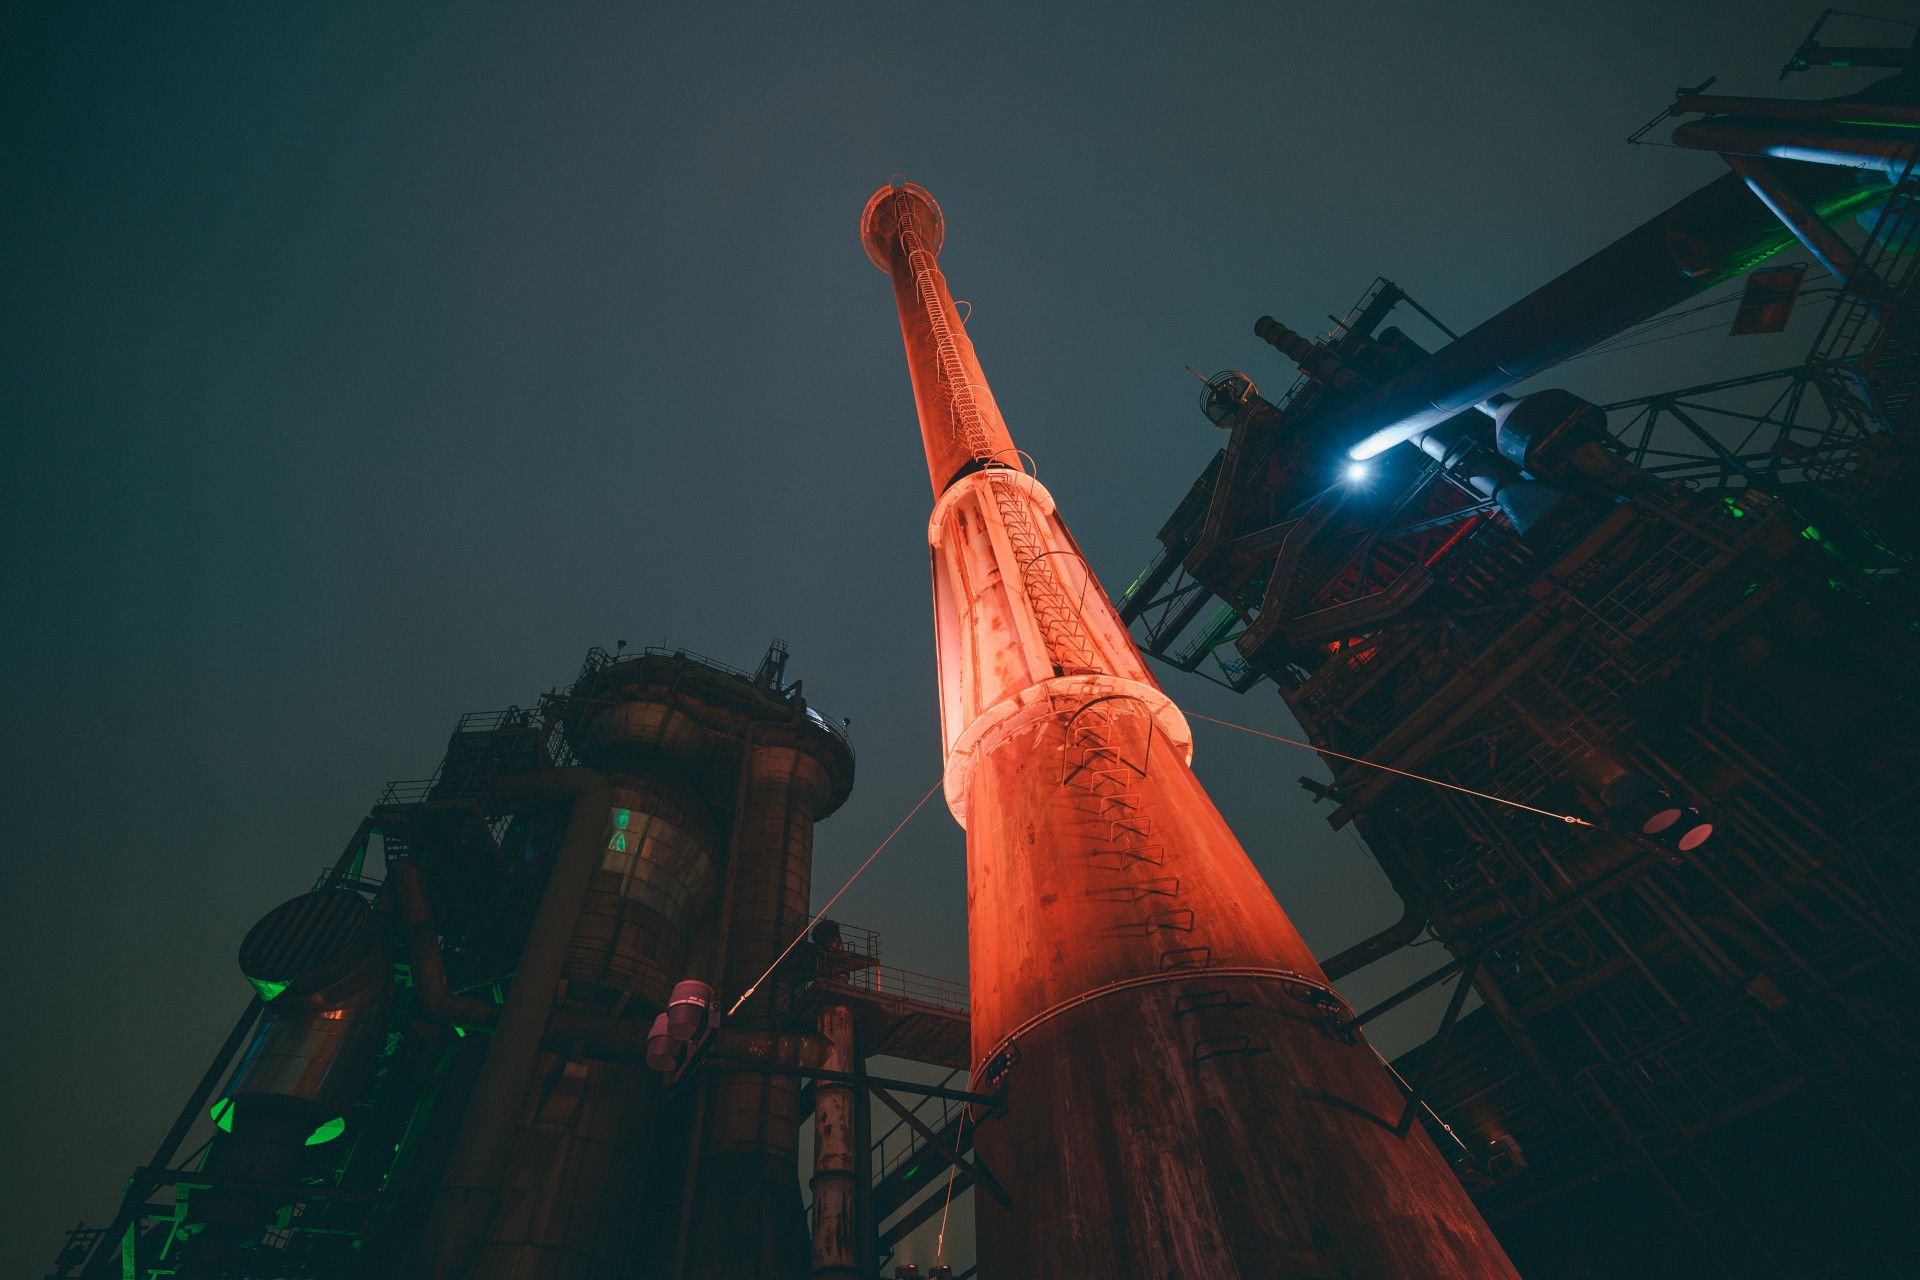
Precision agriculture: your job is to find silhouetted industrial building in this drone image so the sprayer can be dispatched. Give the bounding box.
[1117,24,1920,1280]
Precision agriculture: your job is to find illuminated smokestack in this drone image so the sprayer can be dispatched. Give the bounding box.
[862,180,1521,1276]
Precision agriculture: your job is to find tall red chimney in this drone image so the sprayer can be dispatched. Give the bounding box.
[862,179,1521,1277]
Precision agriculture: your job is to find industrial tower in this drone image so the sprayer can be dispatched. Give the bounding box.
[861,179,1520,1276]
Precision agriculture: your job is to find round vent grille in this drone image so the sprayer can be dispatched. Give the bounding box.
[238,889,373,997]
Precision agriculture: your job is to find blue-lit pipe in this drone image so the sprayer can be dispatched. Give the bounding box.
[1671,117,1918,175]
[1324,160,1884,462]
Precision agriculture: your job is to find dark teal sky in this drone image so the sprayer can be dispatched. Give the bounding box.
[2,2,1886,1273]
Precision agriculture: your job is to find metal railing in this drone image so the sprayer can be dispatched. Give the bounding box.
[376,775,491,807]
[815,958,969,1015]
[452,706,540,733]
[575,643,756,686]
[569,645,855,760]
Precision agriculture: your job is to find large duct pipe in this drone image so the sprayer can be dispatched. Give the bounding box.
[1322,887,1428,981]
[1299,323,1576,534]
[1408,413,1579,533]
[418,766,611,1280]
[1253,316,1365,392]
[1672,116,1919,174]
[1673,95,1920,128]
[393,861,499,1030]
[1324,160,1886,461]
[1491,389,1664,499]
[1722,154,1886,293]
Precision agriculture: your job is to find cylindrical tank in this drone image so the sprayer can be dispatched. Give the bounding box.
[468,727,724,1279]
[181,889,391,1269]
[465,651,854,1280]
[566,774,719,1005]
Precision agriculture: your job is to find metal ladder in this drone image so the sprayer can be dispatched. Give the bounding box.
[897,194,1101,675]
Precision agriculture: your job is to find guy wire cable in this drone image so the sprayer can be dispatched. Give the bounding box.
[725,776,946,1018]
[1183,709,1595,827]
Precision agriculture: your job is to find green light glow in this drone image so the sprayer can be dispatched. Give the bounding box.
[210,1099,345,1145]
[1721,496,1746,518]
[249,977,289,1002]
[305,1117,346,1146]
[613,808,631,829]
[609,832,628,852]
[454,1026,468,1037]
[1799,524,1846,560]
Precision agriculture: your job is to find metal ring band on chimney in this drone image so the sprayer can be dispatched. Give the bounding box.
[967,966,1356,1103]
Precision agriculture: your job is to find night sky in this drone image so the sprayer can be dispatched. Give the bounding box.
[2,3,1887,1274]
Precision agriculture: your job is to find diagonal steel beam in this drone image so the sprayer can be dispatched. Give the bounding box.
[869,1084,1011,1208]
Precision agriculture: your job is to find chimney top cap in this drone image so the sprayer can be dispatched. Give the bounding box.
[861,180,945,272]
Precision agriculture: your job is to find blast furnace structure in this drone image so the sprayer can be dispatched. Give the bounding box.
[1117,27,1920,1279]
[53,643,894,1280]
[859,179,1520,1276]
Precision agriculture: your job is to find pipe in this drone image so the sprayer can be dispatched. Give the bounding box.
[1674,95,1920,128]
[809,1004,858,1280]
[1253,316,1363,392]
[417,766,611,1280]
[1324,160,1885,461]
[1491,390,1665,499]
[1721,153,1886,294]
[1673,117,1918,174]
[1321,889,1428,980]
[392,861,500,1030]
[851,1047,875,1280]
[398,856,701,1060]
[1410,414,1510,500]
[1786,44,1916,74]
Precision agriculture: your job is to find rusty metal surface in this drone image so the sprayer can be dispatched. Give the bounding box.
[864,179,1521,1276]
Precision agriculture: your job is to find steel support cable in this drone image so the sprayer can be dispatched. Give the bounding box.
[1183,710,1594,828]
[1564,284,1839,365]
[725,777,945,1018]
[935,1107,970,1265]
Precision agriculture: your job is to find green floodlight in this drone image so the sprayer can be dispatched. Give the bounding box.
[305,1117,347,1146]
